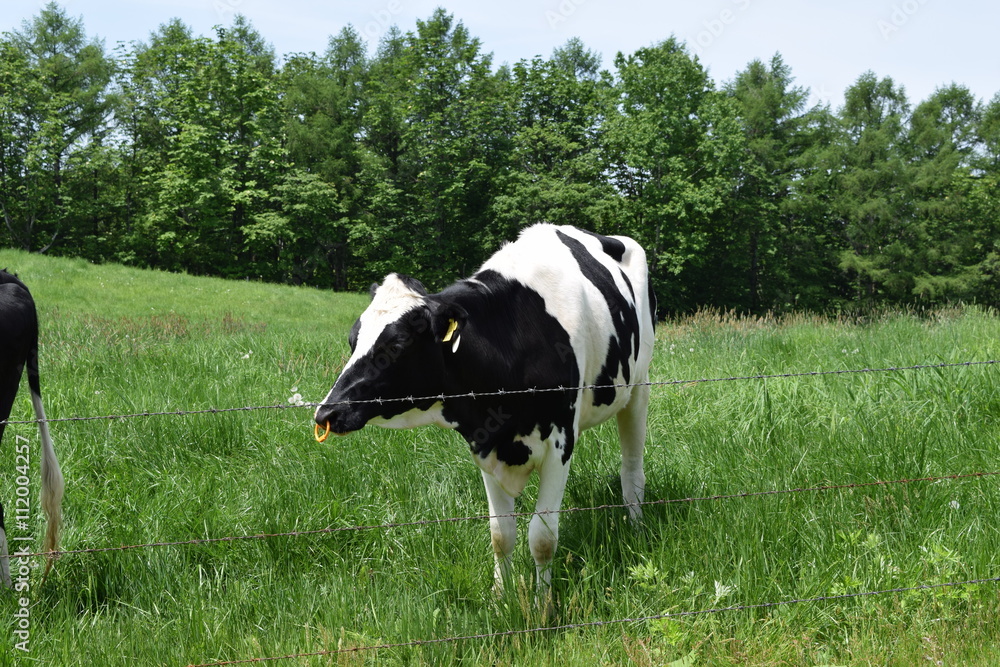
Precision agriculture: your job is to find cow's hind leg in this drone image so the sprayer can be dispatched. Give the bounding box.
[0,504,8,588]
[481,470,516,593]
[616,382,649,524]
[0,363,22,588]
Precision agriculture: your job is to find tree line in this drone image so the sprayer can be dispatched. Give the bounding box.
[2,3,999,314]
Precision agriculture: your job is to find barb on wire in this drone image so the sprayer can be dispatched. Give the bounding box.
[3,359,998,427]
[185,575,1000,666]
[14,470,998,560]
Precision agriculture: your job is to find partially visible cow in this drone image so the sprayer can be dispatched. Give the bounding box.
[0,270,65,586]
[314,224,655,593]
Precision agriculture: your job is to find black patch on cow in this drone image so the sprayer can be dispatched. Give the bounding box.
[555,230,640,406]
[647,274,658,327]
[436,270,580,465]
[619,269,635,301]
[347,319,361,352]
[579,228,627,263]
[392,274,429,296]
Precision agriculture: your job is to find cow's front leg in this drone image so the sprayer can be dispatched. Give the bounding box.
[530,451,571,594]
[481,470,516,593]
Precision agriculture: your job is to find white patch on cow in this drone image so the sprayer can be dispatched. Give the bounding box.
[369,402,456,430]
[472,425,568,497]
[348,273,425,371]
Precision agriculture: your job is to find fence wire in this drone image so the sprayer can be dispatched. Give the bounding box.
[11,470,997,560]
[185,575,1000,666]
[3,358,998,427]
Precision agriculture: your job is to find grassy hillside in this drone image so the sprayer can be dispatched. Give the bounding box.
[3,249,1000,665]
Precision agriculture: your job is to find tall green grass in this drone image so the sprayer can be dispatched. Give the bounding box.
[3,249,1000,665]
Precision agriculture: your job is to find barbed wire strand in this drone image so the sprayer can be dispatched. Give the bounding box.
[12,470,996,560]
[2,359,997,427]
[186,575,1000,666]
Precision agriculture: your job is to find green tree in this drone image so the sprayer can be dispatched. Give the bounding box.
[0,2,113,253]
[720,54,811,312]
[117,17,285,277]
[354,10,511,288]
[906,84,984,301]
[279,27,367,287]
[778,102,851,309]
[603,38,745,312]
[491,40,616,242]
[827,72,913,304]
[965,92,1000,303]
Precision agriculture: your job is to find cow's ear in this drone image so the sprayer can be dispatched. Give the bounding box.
[428,300,468,353]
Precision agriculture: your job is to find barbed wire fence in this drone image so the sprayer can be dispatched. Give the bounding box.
[6,470,998,561]
[4,357,1000,664]
[4,359,998,427]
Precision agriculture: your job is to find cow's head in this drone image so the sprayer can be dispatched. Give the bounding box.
[314,273,467,437]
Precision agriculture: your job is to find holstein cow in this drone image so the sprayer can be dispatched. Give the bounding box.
[314,223,655,592]
[0,270,64,587]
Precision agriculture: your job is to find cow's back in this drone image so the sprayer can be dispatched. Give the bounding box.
[478,224,655,431]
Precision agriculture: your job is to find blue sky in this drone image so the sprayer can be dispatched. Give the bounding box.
[5,0,998,108]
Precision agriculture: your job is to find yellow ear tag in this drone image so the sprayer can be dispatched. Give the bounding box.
[442,318,458,343]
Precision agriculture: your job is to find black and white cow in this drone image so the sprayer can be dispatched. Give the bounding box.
[314,223,655,591]
[0,270,64,586]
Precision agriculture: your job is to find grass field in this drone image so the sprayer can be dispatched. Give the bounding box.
[3,248,1000,666]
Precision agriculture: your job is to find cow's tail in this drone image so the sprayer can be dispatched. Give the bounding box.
[27,341,64,574]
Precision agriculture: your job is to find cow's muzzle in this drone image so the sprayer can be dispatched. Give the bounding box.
[313,401,366,441]
[313,420,353,442]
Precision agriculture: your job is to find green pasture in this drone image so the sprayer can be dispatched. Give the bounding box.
[2,248,1000,665]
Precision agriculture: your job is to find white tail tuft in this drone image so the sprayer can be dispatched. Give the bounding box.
[32,390,64,575]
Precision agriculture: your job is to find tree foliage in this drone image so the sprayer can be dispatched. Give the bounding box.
[3,3,999,314]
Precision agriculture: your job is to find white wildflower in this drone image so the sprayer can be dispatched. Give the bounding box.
[950,500,960,510]
[713,580,735,601]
